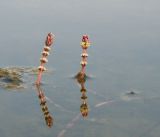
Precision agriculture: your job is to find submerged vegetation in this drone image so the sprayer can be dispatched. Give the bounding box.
[0,68,22,83]
[0,67,24,89]
[0,67,38,89]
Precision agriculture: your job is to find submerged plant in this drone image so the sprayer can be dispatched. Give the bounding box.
[35,84,53,127]
[36,33,55,85]
[0,68,23,89]
[76,35,91,83]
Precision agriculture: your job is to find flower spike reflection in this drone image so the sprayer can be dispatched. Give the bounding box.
[35,84,53,127]
[80,80,89,117]
[36,33,55,85]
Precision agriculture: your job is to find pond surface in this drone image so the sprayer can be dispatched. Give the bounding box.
[0,0,160,137]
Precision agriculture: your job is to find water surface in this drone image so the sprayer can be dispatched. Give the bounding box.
[0,0,160,137]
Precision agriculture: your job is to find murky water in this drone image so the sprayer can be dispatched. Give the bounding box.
[0,0,160,137]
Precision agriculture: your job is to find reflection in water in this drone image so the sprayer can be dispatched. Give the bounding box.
[80,81,89,117]
[35,84,53,128]
[76,77,89,117]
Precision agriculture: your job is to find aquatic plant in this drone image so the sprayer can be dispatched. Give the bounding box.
[0,68,23,89]
[36,33,55,85]
[35,84,53,127]
[0,67,48,89]
[76,35,91,83]
[75,35,90,117]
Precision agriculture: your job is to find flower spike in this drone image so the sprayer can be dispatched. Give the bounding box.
[76,35,91,83]
[36,33,55,85]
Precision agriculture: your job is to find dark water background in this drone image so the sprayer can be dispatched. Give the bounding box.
[0,0,160,137]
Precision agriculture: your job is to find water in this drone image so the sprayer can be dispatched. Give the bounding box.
[0,0,160,137]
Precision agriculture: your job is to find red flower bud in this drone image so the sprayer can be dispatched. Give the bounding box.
[45,33,54,47]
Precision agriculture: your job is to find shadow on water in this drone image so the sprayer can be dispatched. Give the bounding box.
[35,84,54,128]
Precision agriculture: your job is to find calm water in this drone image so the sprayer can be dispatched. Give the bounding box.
[0,0,160,137]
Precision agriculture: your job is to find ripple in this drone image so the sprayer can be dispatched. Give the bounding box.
[69,73,96,80]
[120,90,140,101]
